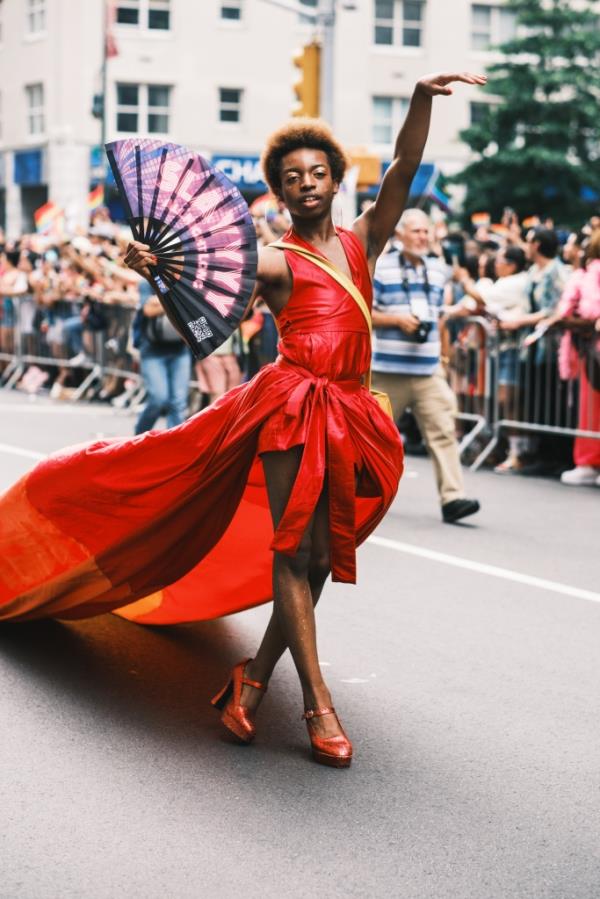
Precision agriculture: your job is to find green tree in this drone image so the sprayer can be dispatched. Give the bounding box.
[454,0,600,226]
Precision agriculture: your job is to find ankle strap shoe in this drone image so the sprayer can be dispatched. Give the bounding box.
[303,706,353,768]
[211,659,267,743]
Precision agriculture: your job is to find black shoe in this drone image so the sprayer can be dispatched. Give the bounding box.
[442,498,480,523]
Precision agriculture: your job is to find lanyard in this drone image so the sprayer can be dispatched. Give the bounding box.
[399,252,432,317]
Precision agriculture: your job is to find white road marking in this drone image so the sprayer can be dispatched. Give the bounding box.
[0,443,47,461]
[340,677,370,684]
[0,402,133,417]
[367,535,600,605]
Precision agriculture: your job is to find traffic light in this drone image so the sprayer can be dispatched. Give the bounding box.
[91,93,104,120]
[292,41,320,117]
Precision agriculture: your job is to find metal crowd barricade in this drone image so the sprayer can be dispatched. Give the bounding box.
[3,296,599,467]
[470,323,600,470]
[446,316,496,461]
[0,295,142,405]
[84,303,143,405]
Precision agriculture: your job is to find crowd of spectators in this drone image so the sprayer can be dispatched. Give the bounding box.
[0,206,285,411]
[1,203,599,484]
[435,209,600,484]
[0,210,140,400]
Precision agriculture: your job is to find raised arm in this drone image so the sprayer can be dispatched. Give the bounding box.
[354,72,486,267]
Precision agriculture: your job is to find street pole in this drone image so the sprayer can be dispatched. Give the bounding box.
[100,0,108,184]
[318,0,335,126]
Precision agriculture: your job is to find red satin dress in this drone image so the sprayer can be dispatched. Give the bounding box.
[0,227,403,624]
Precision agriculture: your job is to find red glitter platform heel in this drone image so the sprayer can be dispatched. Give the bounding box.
[303,707,353,768]
[210,659,267,743]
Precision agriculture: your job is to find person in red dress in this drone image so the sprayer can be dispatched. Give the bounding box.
[124,71,486,766]
[0,72,484,768]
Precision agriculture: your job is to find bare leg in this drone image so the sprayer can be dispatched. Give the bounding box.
[244,446,328,695]
[243,554,327,702]
[242,446,342,739]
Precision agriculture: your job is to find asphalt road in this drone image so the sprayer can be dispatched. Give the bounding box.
[1,389,599,899]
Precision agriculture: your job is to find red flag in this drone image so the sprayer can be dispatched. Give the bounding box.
[105,0,118,58]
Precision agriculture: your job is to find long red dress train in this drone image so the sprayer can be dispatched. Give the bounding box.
[0,228,404,624]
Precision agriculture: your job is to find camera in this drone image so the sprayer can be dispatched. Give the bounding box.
[414,319,432,344]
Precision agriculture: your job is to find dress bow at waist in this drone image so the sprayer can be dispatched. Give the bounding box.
[270,359,362,582]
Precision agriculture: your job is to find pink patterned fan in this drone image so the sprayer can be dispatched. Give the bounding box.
[106,138,258,358]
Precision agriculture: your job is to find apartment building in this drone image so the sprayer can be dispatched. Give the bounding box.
[0,0,514,236]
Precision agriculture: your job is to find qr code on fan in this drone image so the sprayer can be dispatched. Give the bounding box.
[187,316,213,342]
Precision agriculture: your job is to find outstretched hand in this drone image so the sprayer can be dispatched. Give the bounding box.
[417,72,487,96]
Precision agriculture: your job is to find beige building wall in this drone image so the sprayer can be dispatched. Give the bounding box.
[0,0,508,237]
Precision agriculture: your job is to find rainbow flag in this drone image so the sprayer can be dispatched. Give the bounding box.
[249,192,280,222]
[471,212,491,227]
[33,201,64,236]
[88,184,105,211]
[429,183,451,212]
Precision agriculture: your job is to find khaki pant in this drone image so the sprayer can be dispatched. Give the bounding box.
[372,367,464,505]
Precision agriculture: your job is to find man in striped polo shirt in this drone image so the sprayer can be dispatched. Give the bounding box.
[371,208,480,523]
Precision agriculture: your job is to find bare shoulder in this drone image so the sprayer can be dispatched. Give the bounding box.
[257,244,290,285]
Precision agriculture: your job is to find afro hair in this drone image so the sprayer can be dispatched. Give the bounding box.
[261,118,348,196]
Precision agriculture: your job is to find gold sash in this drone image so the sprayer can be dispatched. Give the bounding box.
[271,240,393,419]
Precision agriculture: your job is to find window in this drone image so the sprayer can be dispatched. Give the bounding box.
[374,0,393,43]
[220,0,243,20]
[374,0,424,47]
[116,84,139,132]
[470,101,490,126]
[372,96,409,144]
[116,1,140,26]
[116,83,171,134]
[116,0,170,30]
[299,0,317,25]
[471,4,516,50]
[147,84,170,132]
[402,0,423,46]
[218,88,242,124]
[148,0,170,29]
[27,0,46,34]
[26,83,45,135]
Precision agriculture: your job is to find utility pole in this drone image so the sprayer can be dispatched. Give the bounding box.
[100,0,108,161]
[318,0,335,125]
[92,0,109,190]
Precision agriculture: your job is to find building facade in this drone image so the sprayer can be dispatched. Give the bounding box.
[0,0,515,236]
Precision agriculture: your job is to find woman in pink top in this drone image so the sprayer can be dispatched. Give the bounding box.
[554,229,600,485]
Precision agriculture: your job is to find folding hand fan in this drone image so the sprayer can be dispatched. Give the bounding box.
[105,139,258,358]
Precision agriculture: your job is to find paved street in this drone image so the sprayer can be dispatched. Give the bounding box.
[1,389,599,899]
